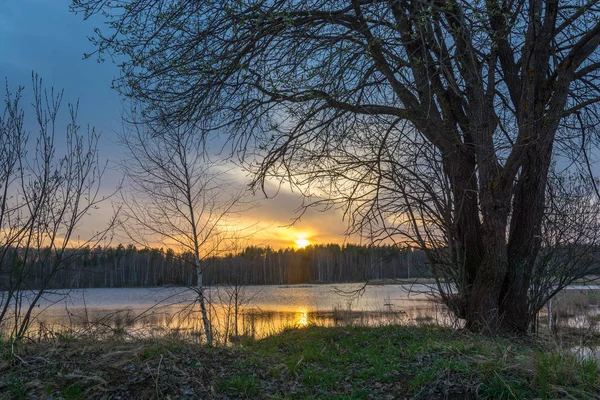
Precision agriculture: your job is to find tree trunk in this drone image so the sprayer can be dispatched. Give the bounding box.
[500,142,554,333]
[465,233,508,331]
[196,259,212,346]
[442,151,484,319]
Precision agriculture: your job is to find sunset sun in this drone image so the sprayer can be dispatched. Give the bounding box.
[295,237,310,249]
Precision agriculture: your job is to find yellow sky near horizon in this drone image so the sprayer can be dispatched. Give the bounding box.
[72,192,357,252]
[38,160,365,252]
[14,184,359,253]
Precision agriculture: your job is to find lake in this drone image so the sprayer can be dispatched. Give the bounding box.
[3,283,453,342]
[5,283,600,342]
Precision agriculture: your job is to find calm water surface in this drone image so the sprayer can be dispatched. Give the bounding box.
[8,283,451,340]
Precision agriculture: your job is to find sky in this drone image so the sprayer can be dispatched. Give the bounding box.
[0,0,354,250]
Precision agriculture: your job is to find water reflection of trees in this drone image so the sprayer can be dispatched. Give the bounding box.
[21,302,457,343]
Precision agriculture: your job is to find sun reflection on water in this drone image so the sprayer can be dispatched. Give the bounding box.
[12,284,456,343]
[297,309,308,326]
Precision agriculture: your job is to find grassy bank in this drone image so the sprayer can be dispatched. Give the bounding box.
[0,325,598,399]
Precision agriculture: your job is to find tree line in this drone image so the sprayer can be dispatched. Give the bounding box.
[0,244,429,290]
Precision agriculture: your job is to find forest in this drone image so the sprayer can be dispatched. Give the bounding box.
[0,244,428,290]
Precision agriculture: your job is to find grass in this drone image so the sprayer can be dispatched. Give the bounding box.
[216,372,261,397]
[5,373,25,400]
[0,325,599,399]
[61,383,85,400]
[233,325,599,399]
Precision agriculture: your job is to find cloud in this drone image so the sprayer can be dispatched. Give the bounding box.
[237,184,359,248]
[201,163,360,248]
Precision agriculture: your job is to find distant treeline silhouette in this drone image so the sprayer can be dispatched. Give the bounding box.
[0,244,429,289]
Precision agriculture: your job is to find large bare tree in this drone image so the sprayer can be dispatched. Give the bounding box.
[73,0,600,333]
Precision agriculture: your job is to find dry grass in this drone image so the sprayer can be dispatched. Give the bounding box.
[0,335,240,399]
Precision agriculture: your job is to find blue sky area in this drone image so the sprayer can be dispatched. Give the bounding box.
[0,0,124,192]
[1,0,121,137]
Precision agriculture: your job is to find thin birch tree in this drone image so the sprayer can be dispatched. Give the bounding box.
[120,118,247,346]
